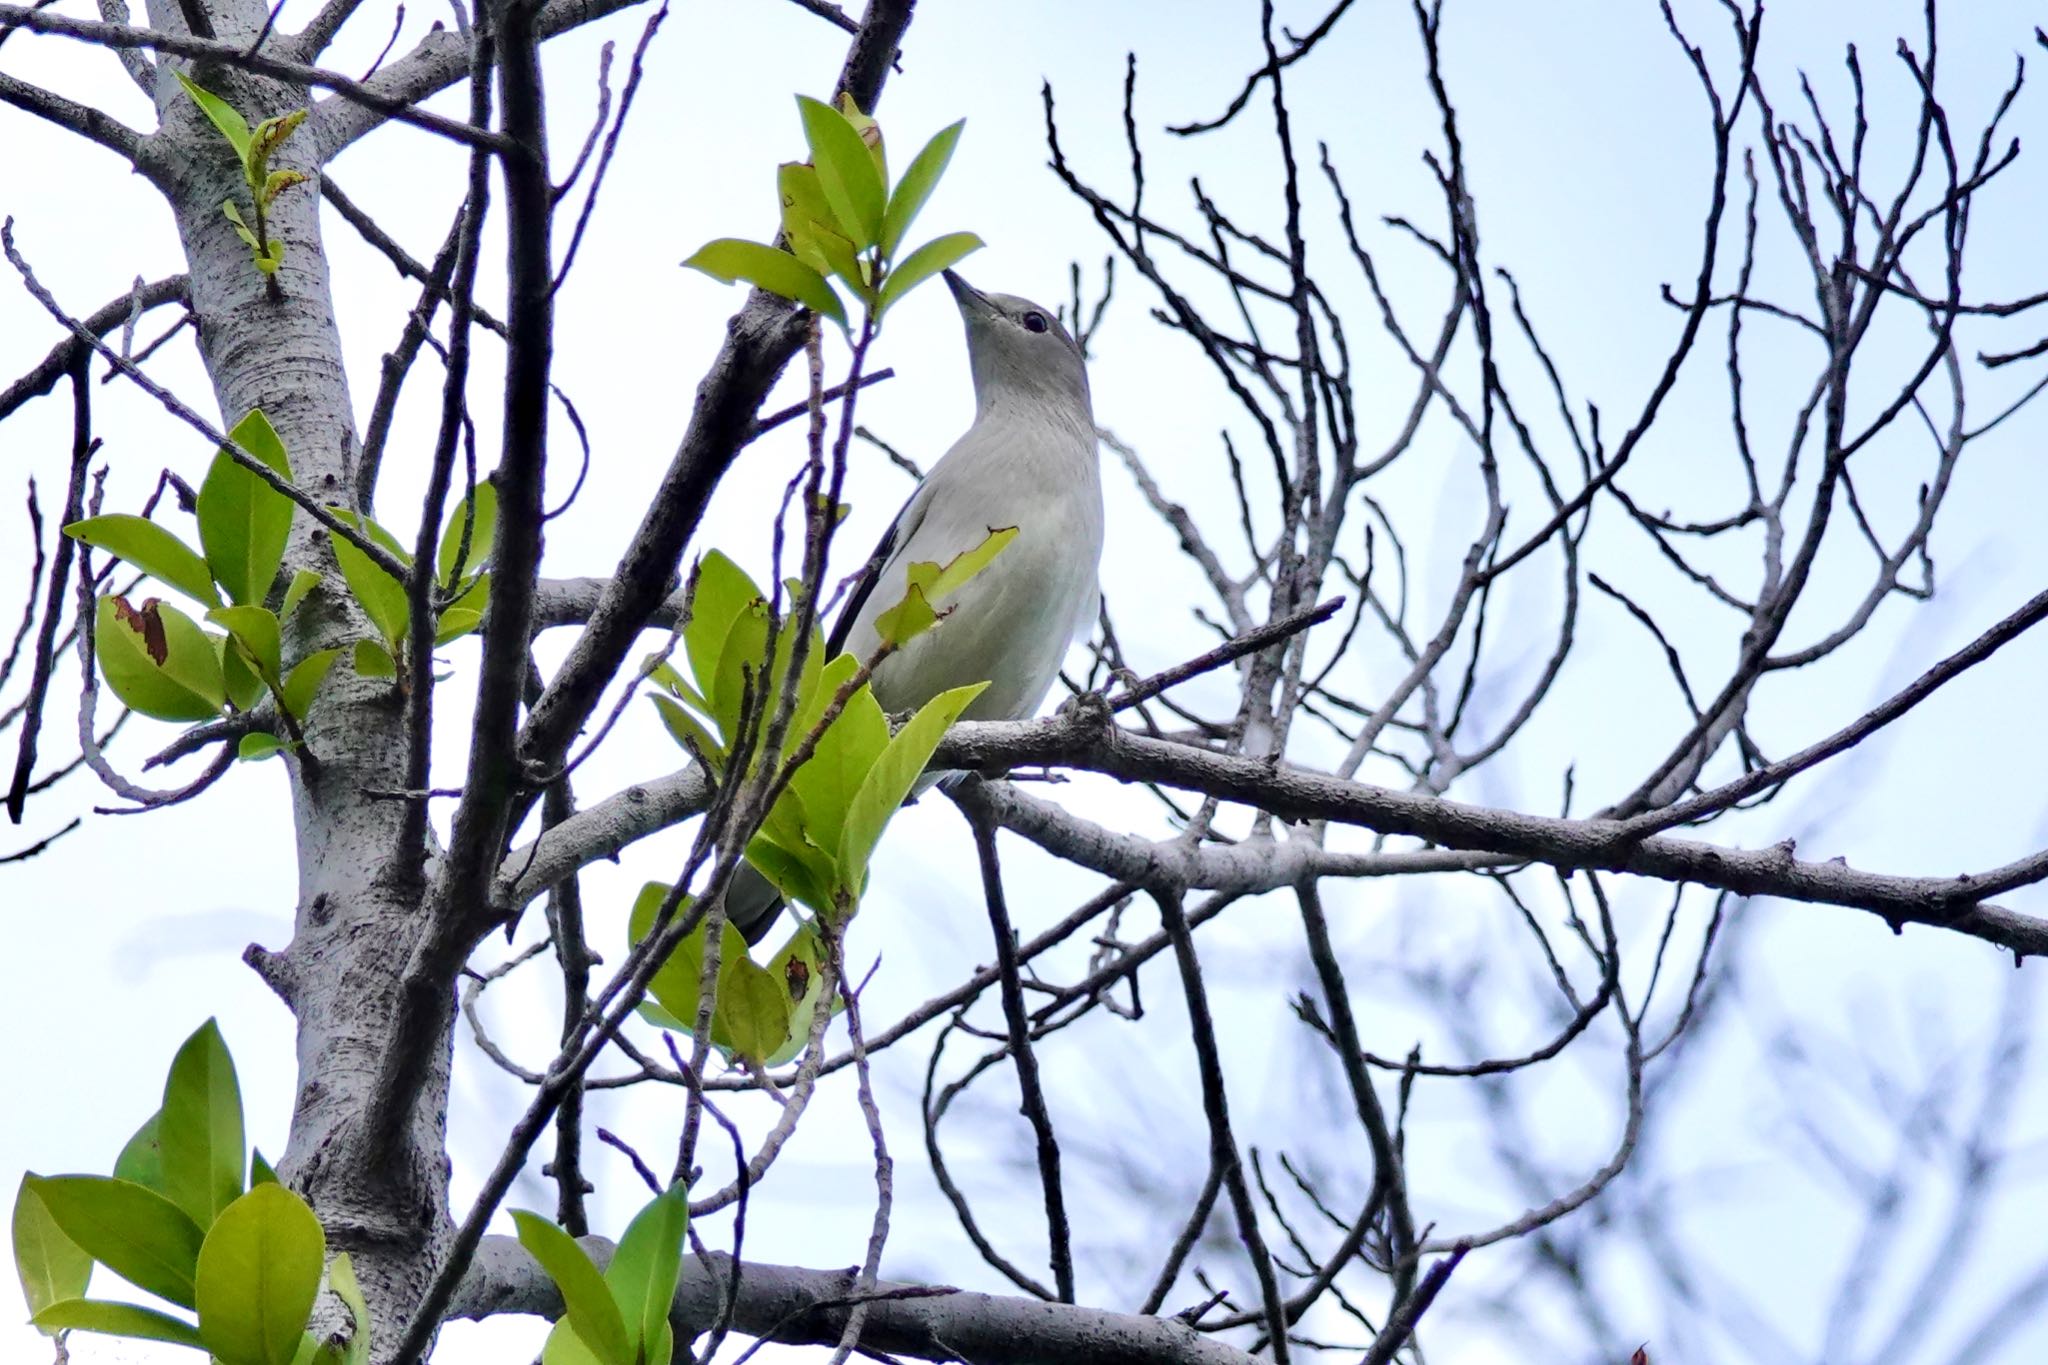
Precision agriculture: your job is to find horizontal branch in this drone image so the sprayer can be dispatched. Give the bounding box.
[529,576,686,634]
[309,0,649,155]
[0,68,145,160]
[491,702,2048,955]
[931,708,2048,956]
[0,4,509,153]
[450,1235,1260,1365]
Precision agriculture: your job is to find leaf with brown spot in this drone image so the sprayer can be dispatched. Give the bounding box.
[784,958,810,1002]
[112,596,170,665]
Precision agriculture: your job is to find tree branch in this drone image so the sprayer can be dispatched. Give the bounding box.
[0,274,187,424]
[450,1236,1263,1365]
[0,68,145,160]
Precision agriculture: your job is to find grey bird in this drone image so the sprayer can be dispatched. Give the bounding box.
[725,270,1104,944]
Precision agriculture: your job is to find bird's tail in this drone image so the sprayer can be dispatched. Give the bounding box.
[718,857,787,946]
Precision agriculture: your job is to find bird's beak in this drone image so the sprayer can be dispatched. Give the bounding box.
[943,269,994,318]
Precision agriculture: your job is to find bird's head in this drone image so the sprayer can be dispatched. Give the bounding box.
[943,270,1092,422]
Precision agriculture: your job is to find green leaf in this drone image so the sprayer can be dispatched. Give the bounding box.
[604,1185,687,1365]
[280,569,321,621]
[199,410,296,608]
[541,1316,607,1365]
[160,1019,245,1231]
[834,92,888,183]
[872,581,936,648]
[220,632,266,711]
[175,72,251,157]
[715,955,789,1065]
[261,168,308,208]
[196,1184,325,1365]
[881,120,965,260]
[629,885,757,1054]
[778,162,838,276]
[837,681,988,904]
[238,733,284,762]
[437,480,498,587]
[797,95,885,250]
[64,515,220,607]
[32,1298,205,1350]
[208,605,282,685]
[708,597,772,744]
[433,607,482,646]
[250,1151,278,1187]
[741,832,832,922]
[115,1111,165,1192]
[327,1253,371,1365]
[877,231,984,319]
[326,510,408,646]
[245,110,306,182]
[511,1212,630,1365]
[762,924,832,1067]
[14,1175,93,1328]
[650,694,723,772]
[682,552,761,717]
[29,1175,203,1309]
[221,199,260,251]
[254,239,286,275]
[281,647,341,720]
[96,595,227,722]
[352,639,395,680]
[682,239,845,328]
[805,218,869,300]
[874,525,1017,646]
[635,999,689,1031]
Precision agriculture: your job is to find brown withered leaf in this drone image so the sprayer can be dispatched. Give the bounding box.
[1631,1347,1650,1365]
[784,958,810,1002]
[112,595,169,665]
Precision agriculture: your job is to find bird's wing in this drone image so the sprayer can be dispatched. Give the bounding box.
[827,481,931,657]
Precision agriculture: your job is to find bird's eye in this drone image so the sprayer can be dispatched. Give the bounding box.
[1022,311,1050,334]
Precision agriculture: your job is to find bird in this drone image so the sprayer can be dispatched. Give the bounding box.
[724,270,1104,944]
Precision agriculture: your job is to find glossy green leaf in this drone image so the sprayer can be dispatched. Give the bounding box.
[837,681,988,904]
[778,162,837,276]
[833,92,887,182]
[96,595,226,722]
[250,1151,278,1187]
[635,999,689,1031]
[880,119,964,259]
[209,606,282,685]
[352,639,395,680]
[280,569,321,621]
[805,219,869,300]
[797,95,884,250]
[220,633,266,711]
[281,647,341,720]
[650,695,722,772]
[29,1175,203,1309]
[64,515,219,607]
[115,1111,164,1192]
[682,239,846,328]
[245,110,305,182]
[715,955,789,1065]
[325,511,408,646]
[741,833,831,921]
[787,655,887,841]
[437,480,498,586]
[877,231,984,318]
[872,581,936,647]
[762,924,833,1068]
[708,597,772,743]
[433,608,482,646]
[238,733,284,762]
[14,1175,93,1328]
[605,1185,687,1365]
[541,1316,606,1365]
[629,885,752,1051]
[196,1184,325,1365]
[511,1211,630,1365]
[327,1253,371,1365]
[32,1298,204,1350]
[175,72,251,157]
[222,199,260,250]
[682,553,760,720]
[874,525,1016,646]
[261,168,308,208]
[199,410,295,608]
[160,1019,245,1231]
